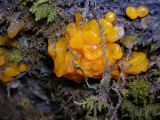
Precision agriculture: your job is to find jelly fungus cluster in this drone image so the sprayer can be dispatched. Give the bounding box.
[7,12,24,38]
[0,13,26,82]
[0,48,27,82]
[126,6,149,19]
[0,35,17,47]
[48,10,149,81]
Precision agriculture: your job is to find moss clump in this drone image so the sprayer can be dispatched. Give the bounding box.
[29,0,57,22]
[121,78,160,120]
[3,47,24,63]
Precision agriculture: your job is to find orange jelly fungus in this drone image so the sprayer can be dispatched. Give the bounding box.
[7,13,24,38]
[0,55,7,66]
[137,6,149,17]
[126,6,149,19]
[48,12,149,81]
[0,49,7,66]
[126,6,138,19]
[99,18,113,35]
[4,63,20,76]
[0,35,17,47]
[119,52,149,75]
[105,12,115,22]
[0,62,27,82]
[105,25,124,42]
[75,11,82,27]
[18,63,27,72]
[7,20,24,38]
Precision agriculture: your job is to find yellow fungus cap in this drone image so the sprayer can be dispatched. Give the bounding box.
[137,6,149,17]
[119,52,149,75]
[4,63,20,76]
[0,75,12,82]
[99,18,113,35]
[105,12,115,22]
[106,25,124,42]
[0,55,7,66]
[126,6,138,19]
[18,63,27,72]
[7,20,24,38]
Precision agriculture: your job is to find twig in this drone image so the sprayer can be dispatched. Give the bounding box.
[67,0,91,88]
[72,57,90,88]
[119,48,132,84]
[112,85,123,109]
[93,2,109,85]
[92,2,123,119]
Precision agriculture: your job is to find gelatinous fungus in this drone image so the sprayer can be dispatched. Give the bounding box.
[48,11,149,81]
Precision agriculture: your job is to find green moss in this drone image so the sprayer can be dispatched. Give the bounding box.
[121,100,160,120]
[74,96,95,111]
[74,94,108,120]
[3,46,26,63]
[121,78,160,120]
[29,0,57,22]
[127,79,152,105]
[74,96,95,119]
